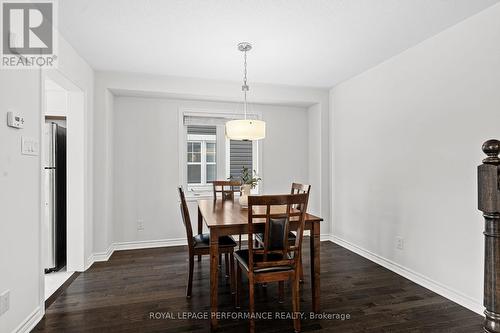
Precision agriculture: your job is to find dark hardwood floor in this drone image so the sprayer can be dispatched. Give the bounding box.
[33,240,483,332]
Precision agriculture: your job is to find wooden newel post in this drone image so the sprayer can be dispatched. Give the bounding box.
[479,139,500,333]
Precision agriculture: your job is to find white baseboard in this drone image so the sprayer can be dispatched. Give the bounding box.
[321,233,333,242]
[86,234,333,269]
[14,306,44,333]
[87,238,188,268]
[114,238,187,251]
[92,243,115,262]
[87,234,334,268]
[85,253,95,270]
[331,235,484,315]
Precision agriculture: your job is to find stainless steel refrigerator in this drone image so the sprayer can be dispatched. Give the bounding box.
[43,122,67,273]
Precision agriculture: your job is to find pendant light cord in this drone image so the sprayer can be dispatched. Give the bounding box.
[242,49,248,120]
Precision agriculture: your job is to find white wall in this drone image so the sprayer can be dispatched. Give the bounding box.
[331,3,500,313]
[260,103,309,195]
[0,33,94,332]
[93,71,330,254]
[112,96,309,243]
[0,71,42,333]
[112,96,178,243]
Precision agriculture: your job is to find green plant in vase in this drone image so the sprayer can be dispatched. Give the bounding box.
[240,166,261,188]
[232,166,261,208]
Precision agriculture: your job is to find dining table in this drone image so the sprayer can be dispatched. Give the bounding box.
[197,198,323,331]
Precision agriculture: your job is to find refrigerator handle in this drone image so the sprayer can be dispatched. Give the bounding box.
[52,123,57,167]
[51,124,57,264]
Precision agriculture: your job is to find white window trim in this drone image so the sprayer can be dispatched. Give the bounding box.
[186,137,216,190]
[178,108,264,199]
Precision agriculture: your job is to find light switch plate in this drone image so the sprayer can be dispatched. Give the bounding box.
[0,290,10,316]
[396,237,404,250]
[7,111,24,129]
[21,136,39,156]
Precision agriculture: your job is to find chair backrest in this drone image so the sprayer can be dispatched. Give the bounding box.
[212,180,241,201]
[178,186,194,248]
[290,182,311,211]
[247,193,308,273]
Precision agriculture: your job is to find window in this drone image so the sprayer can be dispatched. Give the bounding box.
[187,126,216,187]
[187,141,202,184]
[206,142,216,182]
[228,139,253,180]
[182,112,260,195]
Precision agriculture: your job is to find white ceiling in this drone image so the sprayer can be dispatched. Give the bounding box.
[59,0,499,88]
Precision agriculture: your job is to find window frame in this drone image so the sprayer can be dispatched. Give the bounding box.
[205,141,217,182]
[178,109,263,199]
[186,140,202,184]
[186,134,216,191]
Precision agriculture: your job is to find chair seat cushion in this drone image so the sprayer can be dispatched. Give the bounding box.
[193,234,237,249]
[234,249,293,273]
[255,231,296,243]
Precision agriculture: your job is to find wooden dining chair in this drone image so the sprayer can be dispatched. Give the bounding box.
[212,180,241,201]
[212,180,244,250]
[178,186,237,298]
[235,193,308,333]
[255,183,311,281]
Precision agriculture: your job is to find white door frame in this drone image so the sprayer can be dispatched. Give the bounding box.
[39,69,86,301]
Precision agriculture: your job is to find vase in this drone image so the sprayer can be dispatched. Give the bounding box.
[239,184,252,208]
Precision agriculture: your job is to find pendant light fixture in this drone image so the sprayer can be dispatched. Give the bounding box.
[225,42,266,141]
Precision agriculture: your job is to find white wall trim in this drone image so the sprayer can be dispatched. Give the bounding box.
[114,238,187,251]
[85,253,95,270]
[91,244,115,263]
[320,233,332,242]
[87,238,188,268]
[42,70,87,272]
[87,235,332,268]
[14,306,44,333]
[331,235,484,315]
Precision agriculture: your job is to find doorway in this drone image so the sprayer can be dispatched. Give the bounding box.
[41,72,85,301]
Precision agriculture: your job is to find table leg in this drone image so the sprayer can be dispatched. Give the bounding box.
[210,227,219,331]
[310,222,321,312]
[198,207,203,262]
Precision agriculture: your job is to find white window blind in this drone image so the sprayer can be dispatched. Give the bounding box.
[229,140,253,180]
[187,125,216,135]
[183,113,259,127]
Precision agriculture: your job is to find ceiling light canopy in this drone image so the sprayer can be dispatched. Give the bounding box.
[225,42,266,141]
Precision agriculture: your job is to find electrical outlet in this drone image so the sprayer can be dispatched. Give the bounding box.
[0,290,10,316]
[137,219,144,231]
[396,237,404,250]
